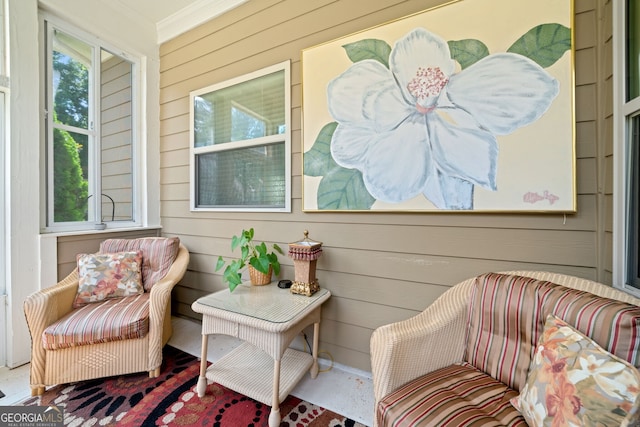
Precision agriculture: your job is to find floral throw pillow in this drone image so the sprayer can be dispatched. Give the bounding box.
[511,314,640,426]
[73,251,144,308]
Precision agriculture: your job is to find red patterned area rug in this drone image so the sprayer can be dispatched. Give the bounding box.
[20,346,366,427]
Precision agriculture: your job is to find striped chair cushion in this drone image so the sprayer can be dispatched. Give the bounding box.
[100,237,180,291]
[464,273,551,391]
[42,293,149,350]
[377,363,526,427]
[538,282,640,367]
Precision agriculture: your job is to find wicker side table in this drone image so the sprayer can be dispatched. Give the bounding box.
[191,283,331,427]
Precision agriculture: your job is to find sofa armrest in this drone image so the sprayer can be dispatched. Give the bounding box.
[23,270,79,390]
[148,243,189,368]
[370,277,475,405]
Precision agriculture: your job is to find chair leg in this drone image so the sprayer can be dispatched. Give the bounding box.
[31,386,45,396]
[149,367,160,378]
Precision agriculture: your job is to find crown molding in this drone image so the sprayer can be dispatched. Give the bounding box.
[157,0,248,44]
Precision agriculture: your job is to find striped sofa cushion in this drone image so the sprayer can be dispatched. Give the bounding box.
[42,293,149,350]
[538,282,640,367]
[377,363,526,427]
[464,273,551,391]
[100,237,180,291]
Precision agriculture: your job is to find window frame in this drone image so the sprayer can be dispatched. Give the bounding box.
[40,12,143,233]
[189,60,291,213]
[614,1,640,296]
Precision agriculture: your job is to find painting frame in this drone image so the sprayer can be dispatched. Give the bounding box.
[301,0,575,213]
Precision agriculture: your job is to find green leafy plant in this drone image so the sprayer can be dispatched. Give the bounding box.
[215,228,284,292]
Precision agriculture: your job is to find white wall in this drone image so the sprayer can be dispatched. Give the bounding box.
[0,0,7,368]
[6,0,40,367]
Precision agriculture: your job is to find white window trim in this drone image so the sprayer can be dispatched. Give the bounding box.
[0,87,6,368]
[613,1,640,296]
[40,12,144,233]
[189,60,291,213]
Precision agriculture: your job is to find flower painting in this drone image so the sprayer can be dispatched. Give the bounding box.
[302,0,574,212]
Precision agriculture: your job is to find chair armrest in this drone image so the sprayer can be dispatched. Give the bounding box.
[23,270,79,389]
[148,243,189,367]
[370,277,475,405]
[24,270,79,334]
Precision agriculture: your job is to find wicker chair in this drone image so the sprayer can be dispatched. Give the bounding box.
[370,270,640,427]
[24,242,189,396]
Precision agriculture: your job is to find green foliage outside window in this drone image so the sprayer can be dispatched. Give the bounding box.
[52,51,89,221]
[53,125,88,222]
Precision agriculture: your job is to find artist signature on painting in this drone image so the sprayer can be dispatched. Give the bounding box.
[523,190,559,205]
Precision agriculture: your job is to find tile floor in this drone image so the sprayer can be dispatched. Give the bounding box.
[0,316,375,426]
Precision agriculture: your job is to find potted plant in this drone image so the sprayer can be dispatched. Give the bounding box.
[215,228,284,292]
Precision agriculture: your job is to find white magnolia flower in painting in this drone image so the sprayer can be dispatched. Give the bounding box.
[327,28,559,209]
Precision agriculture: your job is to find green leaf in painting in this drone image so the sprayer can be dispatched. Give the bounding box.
[342,39,392,68]
[447,39,490,69]
[317,166,375,210]
[304,122,339,177]
[507,23,571,68]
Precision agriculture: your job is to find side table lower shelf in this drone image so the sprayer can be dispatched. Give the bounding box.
[200,341,313,406]
[192,285,330,427]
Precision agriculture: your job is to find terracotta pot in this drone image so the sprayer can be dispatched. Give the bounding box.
[248,265,272,286]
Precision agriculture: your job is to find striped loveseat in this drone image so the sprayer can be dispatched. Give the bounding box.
[370,271,640,426]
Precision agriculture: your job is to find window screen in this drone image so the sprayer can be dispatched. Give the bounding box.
[190,61,290,211]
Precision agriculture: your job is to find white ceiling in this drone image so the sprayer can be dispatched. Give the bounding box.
[98,0,249,43]
[105,0,199,26]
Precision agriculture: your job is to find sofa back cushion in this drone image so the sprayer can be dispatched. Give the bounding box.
[465,272,640,392]
[538,282,640,368]
[464,273,549,391]
[99,237,180,291]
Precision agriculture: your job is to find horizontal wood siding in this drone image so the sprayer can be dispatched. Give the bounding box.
[101,56,133,221]
[159,0,606,371]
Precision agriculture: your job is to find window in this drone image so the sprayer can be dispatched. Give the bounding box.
[615,1,640,293]
[42,15,140,231]
[190,61,291,211]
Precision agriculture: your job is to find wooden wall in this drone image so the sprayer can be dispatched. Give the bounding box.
[158,0,610,371]
[100,55,133,222]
